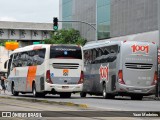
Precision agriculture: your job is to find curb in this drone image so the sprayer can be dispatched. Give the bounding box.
[0,95,88,109]
[144,96,160,100]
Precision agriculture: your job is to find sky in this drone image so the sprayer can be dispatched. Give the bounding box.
[0,0,59,23]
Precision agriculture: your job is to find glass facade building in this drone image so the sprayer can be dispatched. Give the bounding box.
[97,0,111,40]
[111,0,158,37]
[60,0,159,41]
[61,0,73,29]
[60,0,96,41]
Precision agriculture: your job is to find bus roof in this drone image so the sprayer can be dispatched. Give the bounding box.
[11,44,81,54]
[83,41,121,50]
[83,40,156,50]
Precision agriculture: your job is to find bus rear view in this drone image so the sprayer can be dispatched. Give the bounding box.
[45,45,83,98]
[118,41,158,100]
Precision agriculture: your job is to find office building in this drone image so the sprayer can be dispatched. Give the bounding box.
[60,0,159,42]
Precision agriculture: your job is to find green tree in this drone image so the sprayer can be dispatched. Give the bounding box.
[0,40,16,46]
[0,40,7,46]
[44,29,87,46]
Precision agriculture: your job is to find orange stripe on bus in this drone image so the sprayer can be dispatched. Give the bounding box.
[26,66,37,90]
[33,46,42,50]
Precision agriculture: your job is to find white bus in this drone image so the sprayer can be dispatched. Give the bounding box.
[0,46,9,74]
[81,40,158,100]
[7,44,84,98]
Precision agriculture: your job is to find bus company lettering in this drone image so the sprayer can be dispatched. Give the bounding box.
[131,44,149,54]
[99,65,109,80]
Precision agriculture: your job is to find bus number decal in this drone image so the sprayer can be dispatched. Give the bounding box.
[131,44,149,54]
[99,65,109,81]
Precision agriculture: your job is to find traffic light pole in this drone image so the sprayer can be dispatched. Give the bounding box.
[58,20,97,41]
[58,20,96,30]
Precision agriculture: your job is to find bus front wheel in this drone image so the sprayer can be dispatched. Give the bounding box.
[11,83,19,96]
[32,83,38,97]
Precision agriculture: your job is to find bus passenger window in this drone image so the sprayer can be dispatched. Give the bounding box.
[21,52,29,67]
[28,51,34,66]
[37,49,46,65]
[12,53,19,68]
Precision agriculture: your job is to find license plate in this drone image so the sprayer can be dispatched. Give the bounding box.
[62,86,69,89]
[134,90,142,92]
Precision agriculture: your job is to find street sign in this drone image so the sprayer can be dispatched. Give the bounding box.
[33,41,44,44]
[5,42,19,50]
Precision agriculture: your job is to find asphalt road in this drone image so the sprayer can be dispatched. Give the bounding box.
[1,92,160,111]
[0,92,160,120]
[0,97,141,120]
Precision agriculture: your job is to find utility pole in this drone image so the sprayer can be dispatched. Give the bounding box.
[157,0,160,98]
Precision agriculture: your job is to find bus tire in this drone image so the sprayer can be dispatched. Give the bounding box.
[102,84,115,99]
[11,83,19,96]
[103,83,108,99]
[131,95,143,100]
[60,93,71,98]
[32,83,38,97]
[80,92,86,98]
[39,93,46,98]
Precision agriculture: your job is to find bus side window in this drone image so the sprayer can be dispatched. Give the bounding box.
[84,51,88,65]
[17,53,22,67]
[32,50,39,65]
[12,53,18,68]
[38,49,46,65]
[105,45,118,62]
[8,54,13,76]
[84,50,92,65]
[92,49,96,63]
[21,52,29,67]
[28,51,34,66]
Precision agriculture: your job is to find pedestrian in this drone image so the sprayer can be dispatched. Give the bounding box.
[0,75,7,94]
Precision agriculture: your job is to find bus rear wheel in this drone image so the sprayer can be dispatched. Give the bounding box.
[38,93,46,98]
[131,95,143,100]
[102,84,115,99]
[60,93,71,98]
[80,92,87,98]
[11,83,19,96]
[32,83,38,97]
[103,83,107,99]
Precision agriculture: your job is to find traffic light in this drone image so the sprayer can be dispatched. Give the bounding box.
[53,17,58,30]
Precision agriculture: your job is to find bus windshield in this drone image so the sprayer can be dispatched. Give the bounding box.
[50,45,82,59]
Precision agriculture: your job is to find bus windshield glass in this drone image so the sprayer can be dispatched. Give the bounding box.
[50,45,82,59]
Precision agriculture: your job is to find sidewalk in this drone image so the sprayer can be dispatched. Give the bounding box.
[144,95,160,100]
[0,90,12,96]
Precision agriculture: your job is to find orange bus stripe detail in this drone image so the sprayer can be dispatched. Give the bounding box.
[26,66,37,90]
[33,46,42,50]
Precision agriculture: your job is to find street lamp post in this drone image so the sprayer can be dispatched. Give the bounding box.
[58,20,97,41]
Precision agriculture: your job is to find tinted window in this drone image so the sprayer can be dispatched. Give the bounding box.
[12,48,46,68]
[84,45,119,64]
[50,46,82,59]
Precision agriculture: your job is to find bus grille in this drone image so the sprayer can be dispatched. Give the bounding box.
[125,63,153,69]
[52,63,79,69]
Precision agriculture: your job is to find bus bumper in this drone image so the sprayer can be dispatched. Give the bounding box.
[117,84,156,95]
[45,83,83,93]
